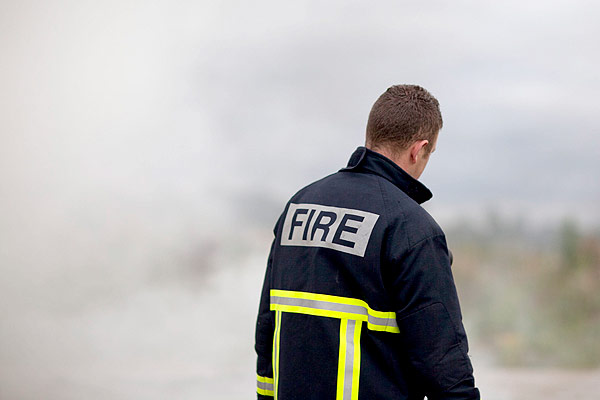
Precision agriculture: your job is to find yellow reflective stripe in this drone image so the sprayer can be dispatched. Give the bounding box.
[351,321,362,400]
[336,319,348,400]
[271,304,361,321]
[271,289,368,307]
[269,290,393,398]
[257,374,274,397]
[257,374,274,384]
[367,323,399,333]
[273,310,282,400]
[270,289,400,333]
[336,319,362,400]
[257,387,274,396]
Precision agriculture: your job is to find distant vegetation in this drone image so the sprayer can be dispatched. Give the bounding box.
[447,217,600,368]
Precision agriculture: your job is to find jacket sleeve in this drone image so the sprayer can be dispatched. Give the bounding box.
[388,233,480,400]
[255,238,276,399]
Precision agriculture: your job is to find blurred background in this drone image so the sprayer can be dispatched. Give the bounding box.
[1,1,599,399]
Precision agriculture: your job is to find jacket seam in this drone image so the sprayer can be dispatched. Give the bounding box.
[375,176,391,231]
[397,301,442,322]
[396,302,460,345]
[407,232,445,253]
[375,176,399,305]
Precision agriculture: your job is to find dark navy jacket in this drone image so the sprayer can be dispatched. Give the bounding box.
[255,147,480,400]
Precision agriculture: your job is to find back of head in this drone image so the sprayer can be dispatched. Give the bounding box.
[366,85,443,155]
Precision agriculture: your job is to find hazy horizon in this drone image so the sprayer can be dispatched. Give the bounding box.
[1,1,599,398]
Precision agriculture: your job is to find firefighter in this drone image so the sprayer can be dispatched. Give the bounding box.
[255,85,480,400]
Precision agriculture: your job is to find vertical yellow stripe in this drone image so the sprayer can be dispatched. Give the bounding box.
[273,310,282,400]
[351,321,362,400]
[336,319,348,400]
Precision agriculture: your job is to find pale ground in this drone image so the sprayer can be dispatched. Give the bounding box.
[475,367,600,400]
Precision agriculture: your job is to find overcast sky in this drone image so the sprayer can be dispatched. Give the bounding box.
[2,0,599,234]
[1,1,599,397]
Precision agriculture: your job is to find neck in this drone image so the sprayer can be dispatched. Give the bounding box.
[367,146,416,178]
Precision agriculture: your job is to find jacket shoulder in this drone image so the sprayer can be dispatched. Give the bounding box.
[377,177,444,249]
[287,171,383,210]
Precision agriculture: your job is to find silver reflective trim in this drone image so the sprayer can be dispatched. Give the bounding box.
[368,314,398,329]
[343,320,356,400]
[271,296,364,315]
[270,295,398,331]
[257,380,274,393]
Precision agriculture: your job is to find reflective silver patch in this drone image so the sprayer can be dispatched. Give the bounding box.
[281,203,379,257]
[257,380,274,393]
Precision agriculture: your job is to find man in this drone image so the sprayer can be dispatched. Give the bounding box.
[255,85,480,400]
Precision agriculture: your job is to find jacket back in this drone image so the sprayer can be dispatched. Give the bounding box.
[255,147,479,400]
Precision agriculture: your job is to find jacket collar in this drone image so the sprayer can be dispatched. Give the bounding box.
[340,146,433,204]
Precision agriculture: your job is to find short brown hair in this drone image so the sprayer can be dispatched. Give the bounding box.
[366,85,443,154]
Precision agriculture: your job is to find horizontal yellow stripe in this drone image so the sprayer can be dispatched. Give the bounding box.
[257,374,274,384]
[367,323,400,333]
[271,289,365,307]
[257,387,274,396]
[270,289,398,321]
[271,303,366,321]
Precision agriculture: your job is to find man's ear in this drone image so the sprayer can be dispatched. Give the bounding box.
[409,140,429,163]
